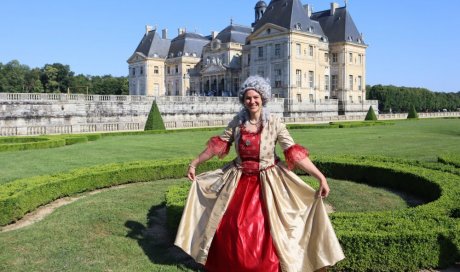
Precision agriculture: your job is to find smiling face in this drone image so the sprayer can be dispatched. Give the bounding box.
[244,89,262,116]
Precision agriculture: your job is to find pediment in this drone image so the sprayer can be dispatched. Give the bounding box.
[201,63,227,75]
[127,52,147,63]
[248,23,287,40]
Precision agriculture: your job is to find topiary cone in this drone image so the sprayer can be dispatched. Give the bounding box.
[144,101,166,130]
[407,105,419,119]
[365,106,378,121]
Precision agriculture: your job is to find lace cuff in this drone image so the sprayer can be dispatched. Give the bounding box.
[206,136,231,159]
[284,144,309,170]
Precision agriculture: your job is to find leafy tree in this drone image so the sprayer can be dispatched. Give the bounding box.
[0,60,29,92]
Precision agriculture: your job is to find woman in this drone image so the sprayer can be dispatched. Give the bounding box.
[174,76,344,272]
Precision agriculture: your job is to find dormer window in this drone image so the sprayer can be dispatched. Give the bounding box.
[295,23,302,30]
[169,52,174,58]
[178,51,183,57]
[266,28,271,34]
[308,26,313,32]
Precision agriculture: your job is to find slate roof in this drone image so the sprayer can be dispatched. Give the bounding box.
[252,0,324,37]
[133,29,171,58]
[168,32,210,58]
[311,7,365,44]
[215,24,252,44]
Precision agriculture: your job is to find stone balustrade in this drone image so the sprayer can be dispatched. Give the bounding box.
[1,93,458,136]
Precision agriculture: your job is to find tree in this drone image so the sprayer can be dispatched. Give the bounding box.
[364,106,377,121]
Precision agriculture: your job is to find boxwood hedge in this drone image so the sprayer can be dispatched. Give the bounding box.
[0,134,102,152]
[0,152,458,270]
[165,155,460,271]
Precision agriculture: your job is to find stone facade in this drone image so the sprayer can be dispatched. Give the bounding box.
[128,0,375,116]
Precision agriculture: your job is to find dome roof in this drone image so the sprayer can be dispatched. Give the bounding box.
[255,1,267,8]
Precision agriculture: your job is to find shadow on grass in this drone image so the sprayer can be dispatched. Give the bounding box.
[125,203,204,271]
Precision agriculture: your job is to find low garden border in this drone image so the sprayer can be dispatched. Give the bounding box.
[0,154,458,270]
[0,134,102,152]
[166,155,460,271]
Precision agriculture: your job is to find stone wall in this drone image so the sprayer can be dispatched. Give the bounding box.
[2,93,458,136]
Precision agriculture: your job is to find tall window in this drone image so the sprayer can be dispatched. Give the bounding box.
[140,66,144,75]
[332,53,338,63]
[258,46,264,58]
[308,71,314,88]
[358,54,363,64]
[296,69,302,87]
[349,96,353,103]
[175,65,179,74]
[258,66,265,78]
[358,76,362,90]
[324,75,330,91]
[349,52,353,63]
[167,66,170,75]
[296,43,301,56]
[274,65,282,88]
[132,68,136,76]
[297,93,302,102]
[324,53,329,62]
[331,75,337,91]
[154,66,159,74]
[309,94,314,103]
[309,45,313,57]
[349,75,353,90]
[274,44,281,57]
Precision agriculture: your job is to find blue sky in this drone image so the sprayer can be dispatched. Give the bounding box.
[1,0,459,92]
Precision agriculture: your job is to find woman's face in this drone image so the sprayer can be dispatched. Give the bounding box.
[244,89,262,115]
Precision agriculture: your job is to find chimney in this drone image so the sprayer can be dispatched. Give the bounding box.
[211,31,218,39]
[304,4,312,17]
[145,25,153,35]
[330,2,339,15]
[162,28,168,39]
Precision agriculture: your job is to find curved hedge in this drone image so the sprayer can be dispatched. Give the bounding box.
[438,153,460,168]
[166,156,460,271]
[0,134,102,152]
[1,154,459,270]
[0,136,65,152]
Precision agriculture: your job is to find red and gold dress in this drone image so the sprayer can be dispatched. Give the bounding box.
[174,115,345,272]
[205,125,280,271]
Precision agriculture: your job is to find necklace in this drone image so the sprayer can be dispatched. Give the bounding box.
[248,119,260,125]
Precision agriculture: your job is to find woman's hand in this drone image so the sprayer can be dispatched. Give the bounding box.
[187,165,196,182]
[317,180,330,199]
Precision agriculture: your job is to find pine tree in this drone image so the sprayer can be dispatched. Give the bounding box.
[365,106,378,121]
[407,104,419,119]
[144,101,166,130]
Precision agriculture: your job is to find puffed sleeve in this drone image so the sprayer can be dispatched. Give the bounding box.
[276,118,309,170]
[205,116,238,159]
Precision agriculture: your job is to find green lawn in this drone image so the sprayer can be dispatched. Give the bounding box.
[1,119,459,184]
[0,118,459,271]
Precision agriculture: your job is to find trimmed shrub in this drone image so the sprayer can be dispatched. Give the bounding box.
[0,137,65,152]
[364,106,378,121]
[64,136,88,145]
[408,105,419,119]
[438,153,460,168]
[165,155,460,271]
[144,100,165,131]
